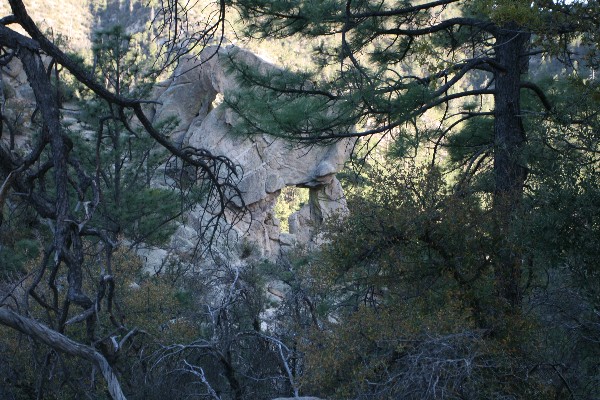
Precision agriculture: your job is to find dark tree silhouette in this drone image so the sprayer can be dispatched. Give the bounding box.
[0,1,240,398]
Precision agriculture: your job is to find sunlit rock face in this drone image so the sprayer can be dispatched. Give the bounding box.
[152,45,351,264]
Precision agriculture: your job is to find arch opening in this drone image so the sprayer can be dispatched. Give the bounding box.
[275,186,309,233]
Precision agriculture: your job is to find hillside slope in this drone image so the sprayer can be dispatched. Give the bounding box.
[0,0,94,50]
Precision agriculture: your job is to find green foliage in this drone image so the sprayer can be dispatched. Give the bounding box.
[115,187,180,244]
[315,163,494,314]
[294,155,599,397]
[275,186,309,232]
[294,85,600,394]
[465,0,545,27]
[67,24,183,247]
[0,237,40,275]
[0,203,48,276]
[224,48,357,142]
[447,116,493,164]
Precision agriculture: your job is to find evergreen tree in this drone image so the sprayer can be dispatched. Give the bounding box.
[82,25,181,246]
[217,1,600,396]
[226,0,600,311]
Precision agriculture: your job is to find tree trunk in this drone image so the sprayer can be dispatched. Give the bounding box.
[492,25,530,310]
[0,307,126,400]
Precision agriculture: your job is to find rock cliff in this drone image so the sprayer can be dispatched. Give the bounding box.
[151,46,351,265]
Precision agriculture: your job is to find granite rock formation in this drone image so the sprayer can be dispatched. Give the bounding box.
[151,46,351,264]
[0,45,351,268]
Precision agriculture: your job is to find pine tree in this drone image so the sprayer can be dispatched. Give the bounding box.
[226,0,600,310]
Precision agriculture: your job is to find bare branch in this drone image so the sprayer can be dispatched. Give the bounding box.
[183,361,222,400]
[0,306,126,400]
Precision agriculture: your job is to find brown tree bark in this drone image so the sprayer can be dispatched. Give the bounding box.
[492,24,530,310]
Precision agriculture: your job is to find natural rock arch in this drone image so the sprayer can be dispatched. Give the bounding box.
[151,46,351,263]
